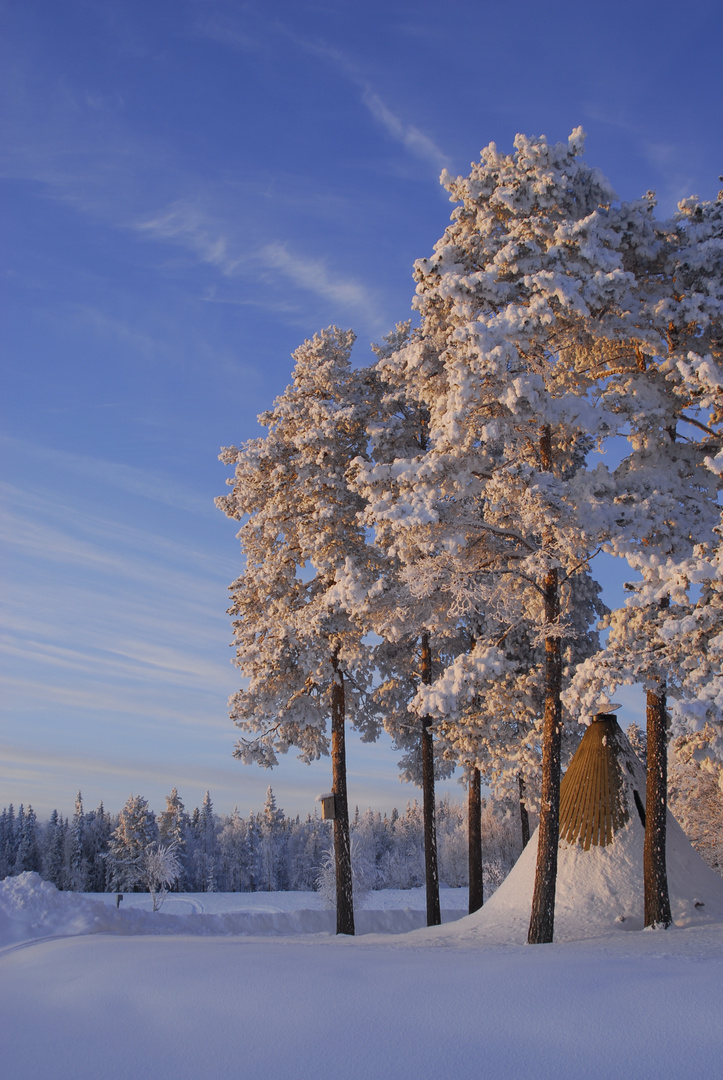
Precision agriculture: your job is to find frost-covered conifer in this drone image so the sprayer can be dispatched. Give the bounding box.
[669,737,723,876]
[217,327,381,934]
[637,185,723,761]
[40,809,65,888]
[258,787,286,891]
[83,803,111,892]
[217,809,254,892]
[0,806,15,878]
[359,131,653,942]
[341,323,469,927]
[191,791,218,892]
[108,794,157,891]
[564,183,723,927]
[157,788,189,888]
[14,805,39,875]
[68,791,87,891]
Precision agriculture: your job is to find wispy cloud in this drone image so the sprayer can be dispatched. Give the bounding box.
[257,243,386,332]
[291,33,450,173]
[201,289,301,315]
[134,201,244,276]
[133,208,388,331]
[1,671,233,730]
[360,89,449,173]
[201,19,450,176]
[0,633,232,693]
[71,305,167,360]
[0,437,210,516]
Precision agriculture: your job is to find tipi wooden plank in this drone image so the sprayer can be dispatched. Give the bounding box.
[562,727,594,845]
[578,731,598,847]
[582,726,602,850]
[562,731,592,845]
[588,729,604,849]
[602,737,614,846]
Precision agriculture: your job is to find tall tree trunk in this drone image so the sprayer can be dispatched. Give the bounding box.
[644,683,672,928]
[528,425,563,945]
[468,767,483,914]
[420,632,441,927]
[518,773,531,849]
[331,654,354,936]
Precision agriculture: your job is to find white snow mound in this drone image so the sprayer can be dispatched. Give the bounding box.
[0,875,467,947]
[413,811,723,947]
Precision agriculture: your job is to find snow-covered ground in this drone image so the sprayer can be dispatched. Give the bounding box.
[2,873,722,1080]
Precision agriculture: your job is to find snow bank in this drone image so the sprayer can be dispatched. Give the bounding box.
[0,874,114,946]
[0,875,467,947]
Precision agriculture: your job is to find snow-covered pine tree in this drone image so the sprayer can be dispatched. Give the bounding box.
[0,806,15,878]
[68,791,87,891]
[668,735,723,876]
[191,791,218,892]
[635,189,723,771]
[258,787,286,891]
[108,794,157,892]
[157,788,189,888]
[217,327,381,934]
[356,132,652,946]
[372,130,675,942]
[340,322,468,926]
[565,183,723,927]
[40,809,65,888]
[13,806,25,873]
[414,565,605,896]
[84,803,111,892]
[217,809,254,891]
[14,804,39,875]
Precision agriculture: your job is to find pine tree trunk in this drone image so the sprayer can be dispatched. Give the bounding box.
[331,655,354,936]
[528,424,563,945]
[518,773,531,849]
[468,767,483,914]
[644,683,672,929]
[421,632,441,927]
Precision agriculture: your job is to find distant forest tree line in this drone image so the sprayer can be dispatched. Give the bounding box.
[3,731,721,899]
[0,787,528,895]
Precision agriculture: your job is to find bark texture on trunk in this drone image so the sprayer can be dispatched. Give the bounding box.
[420,632,441,927]
[518,773,531,850]
[468,767,483,914]
[644,684,672,929]
[528,424,563,945]
[331,656,354,936]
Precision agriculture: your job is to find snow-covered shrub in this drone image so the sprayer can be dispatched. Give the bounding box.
[315,836,375,909]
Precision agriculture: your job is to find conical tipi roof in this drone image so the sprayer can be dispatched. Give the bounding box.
[558,712,644,850]
[418,713,723,946]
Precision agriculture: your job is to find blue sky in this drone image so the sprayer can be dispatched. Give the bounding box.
[2,0,721,819]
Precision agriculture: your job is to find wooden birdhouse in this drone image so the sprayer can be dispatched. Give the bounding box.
[319,793,336,820]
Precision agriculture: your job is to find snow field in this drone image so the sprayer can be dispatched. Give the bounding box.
[3,927,723,1080]
[2,874,723,1080]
